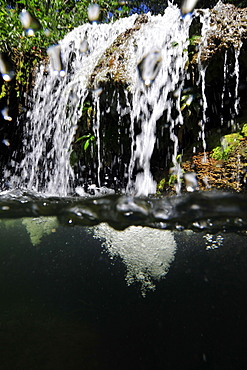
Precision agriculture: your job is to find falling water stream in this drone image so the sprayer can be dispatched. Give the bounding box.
[6,5,201,196]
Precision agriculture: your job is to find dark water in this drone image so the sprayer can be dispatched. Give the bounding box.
[0,191,247,369]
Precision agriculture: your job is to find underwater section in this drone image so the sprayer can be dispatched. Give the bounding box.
[0,213,247,369]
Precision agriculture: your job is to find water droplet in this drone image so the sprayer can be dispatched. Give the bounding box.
[88,4,100,22]
[2,139,10,147]
[59,70,66,77]
[181,0,198,17]
[47,45,65,77]
[1,206,10,211]
[137,51,162,87]
[184,172,199,192]
[0,53,15,81]
[1,107,12,121]
[19,9,42,34]
[26,29,35,37]
[192,221,207,230]
[176,224,184,231]
[190,204,200,210]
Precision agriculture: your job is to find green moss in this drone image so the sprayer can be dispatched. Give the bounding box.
[241,123,247,137]
[22,217,58,246]
[211,132,243,160]
[211,146,226,160]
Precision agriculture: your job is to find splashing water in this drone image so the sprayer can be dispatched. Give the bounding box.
[6,3,243,197]
[125,8,194,195]
[11,16,139,196]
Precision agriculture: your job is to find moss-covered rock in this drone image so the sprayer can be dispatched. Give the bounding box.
[182,126,247,192]
[194,2,247,65]
[211,132,243,160]
[90,14,149,88]
[22,217,58,246]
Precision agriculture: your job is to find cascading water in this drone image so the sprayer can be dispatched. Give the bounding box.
[124,9,195,196]
[11,16,140,196]
[5,2,244,197]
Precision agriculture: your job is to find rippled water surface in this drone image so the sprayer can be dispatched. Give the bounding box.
[1,189,247,232]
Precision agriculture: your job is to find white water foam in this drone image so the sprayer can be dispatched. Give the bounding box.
[91,224,177,296]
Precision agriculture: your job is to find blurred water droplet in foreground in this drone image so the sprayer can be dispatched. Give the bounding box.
[79,39,89,54]
[184,172,199,192]
[47,45,66,77]
[2,139,10,147]
[181,0,198,17]
[137,51,162,87]
[88,4,100,23]
[1,107,12,121]
[92,86,103,97]
[44,29,51,37]
[0,53,15,81]
[19,9,42,36]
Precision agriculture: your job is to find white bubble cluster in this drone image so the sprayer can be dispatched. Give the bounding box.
[91,224,177,296]
[203,233,224,250]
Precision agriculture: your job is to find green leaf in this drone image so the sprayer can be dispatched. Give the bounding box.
[84,139,90,151]
[75,134,91,143]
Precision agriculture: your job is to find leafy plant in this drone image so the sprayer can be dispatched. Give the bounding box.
[0,0,136,116]
[75,133,95,151]
[241,123,247,137]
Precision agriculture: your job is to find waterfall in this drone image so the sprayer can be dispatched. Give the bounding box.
[6,3,243,197]
[125,8,193,195]
[12,15,140,196]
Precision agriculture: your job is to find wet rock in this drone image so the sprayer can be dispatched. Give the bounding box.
[90,14,149,88]
[194,2,247,64]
